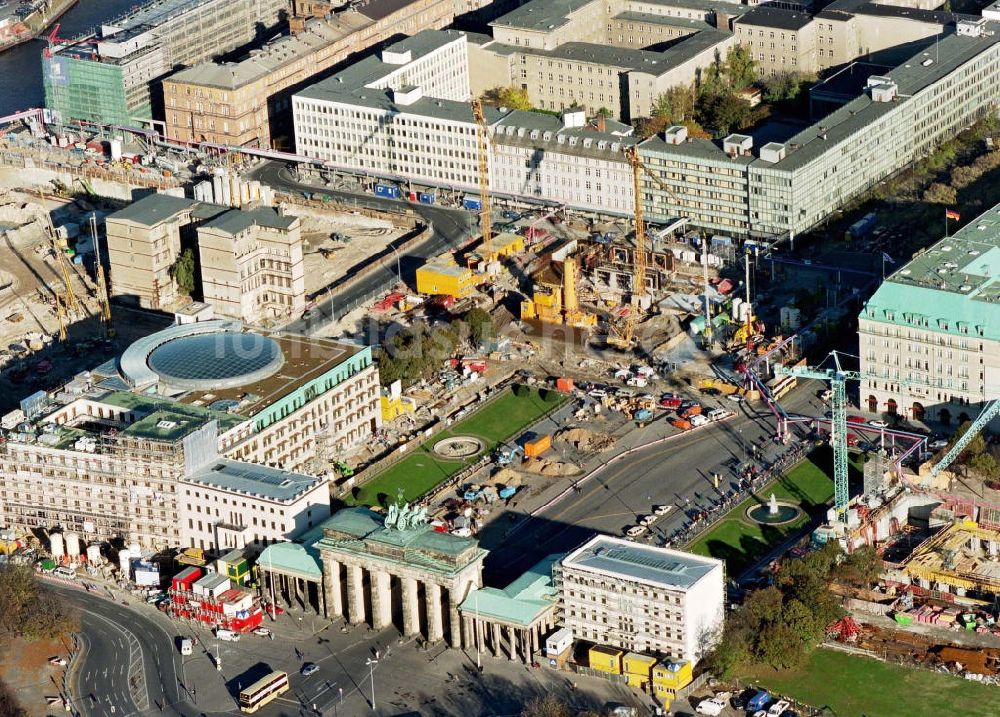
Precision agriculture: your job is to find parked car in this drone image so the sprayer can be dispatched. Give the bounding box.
[695,698,725,716]
[625,525,647,538]
[638,515,657,526]
[868,419,889,428]
[727,394,745,403]
[301,663,320,677]
[847,415,867,424]
[690,414,709,427]
[819,389,833,401]
[253,627,271,637]
[215,629,240,642]
[929,439,949,450]
[653,504,673,516]
[767,699,791,716]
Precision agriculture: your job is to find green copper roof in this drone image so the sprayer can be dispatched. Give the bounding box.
[258,525,325,579]
[459,554,562,627]
[863,202,1000,342]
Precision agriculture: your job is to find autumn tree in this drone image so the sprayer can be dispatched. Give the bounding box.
[483,86,532,110]
[0,565,78,641]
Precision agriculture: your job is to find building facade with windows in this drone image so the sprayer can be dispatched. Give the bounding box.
[556,535,724,663]
[858,201,1000,426]
[162,0,456,149]
[733,6,817,76]
[0,320,379,551]
[293,30,489,191]
[639,23,1000,238]
[44,0,290,125]
[179,458,330,552]
[107,193,306,322]
[490,110,637,215]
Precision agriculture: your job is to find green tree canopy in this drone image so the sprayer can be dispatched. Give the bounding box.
[483,86,532,110]
[0,565,78,640]
[171,247,197,295]
[465,307,493,347]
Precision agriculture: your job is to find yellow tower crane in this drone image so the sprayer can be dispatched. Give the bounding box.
[37,191,80,316]
[55,293,68,343]
[608,146,648,349]
[471,98,493,262]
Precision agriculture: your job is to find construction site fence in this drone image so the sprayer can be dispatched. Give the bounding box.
[0,145,182,192]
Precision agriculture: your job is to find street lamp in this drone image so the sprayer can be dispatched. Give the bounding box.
[365,651,379,712]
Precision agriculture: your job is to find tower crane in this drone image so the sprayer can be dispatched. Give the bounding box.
[89,213,114,338]
[608,147,647,349]
[778,352,1000,522]
[37,192,80,316]
[470,98,493,262]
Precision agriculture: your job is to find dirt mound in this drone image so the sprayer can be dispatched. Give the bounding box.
[557,427,613,453]
[521,457,580,476]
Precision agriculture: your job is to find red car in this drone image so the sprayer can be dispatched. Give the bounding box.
[847,415,867,424]
[264,602,285,616]
[659,394,683,409]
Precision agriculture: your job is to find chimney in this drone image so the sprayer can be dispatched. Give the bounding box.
[596,114,606,132]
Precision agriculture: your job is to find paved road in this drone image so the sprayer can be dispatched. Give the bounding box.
[248,161,476,333]
[52,585,191,717]
[483,383,825,585]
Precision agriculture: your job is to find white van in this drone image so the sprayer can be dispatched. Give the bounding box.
[53,566,76,579]
[215,628,240,642]
[179,638,193,656]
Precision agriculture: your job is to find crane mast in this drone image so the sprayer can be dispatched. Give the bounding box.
[471,99,492,259]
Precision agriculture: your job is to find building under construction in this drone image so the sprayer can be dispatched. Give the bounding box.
[43,0,289,125]
[901,512,1000,599]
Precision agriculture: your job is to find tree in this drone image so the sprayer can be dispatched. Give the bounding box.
[695,91,751,136]
[756,621,807,669]
[969,452,1000,478]
[922,182,957,205]
[171,248,197,295]
[483,86,532,110]
[0,678,27,717]
[0,565,77,640]
[724,45,756,93]
[465,307,493,347]
[596,106,613,118]
[836,545,883,588]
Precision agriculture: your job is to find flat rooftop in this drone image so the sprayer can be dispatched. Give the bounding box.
[561,535,722,591]
[863,201,1000,342]
[734,6,811,30]
[166,13,372,90]
[185,458,325,502]
[175,332,364,420]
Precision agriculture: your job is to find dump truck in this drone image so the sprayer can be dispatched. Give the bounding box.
[634,408,653,425]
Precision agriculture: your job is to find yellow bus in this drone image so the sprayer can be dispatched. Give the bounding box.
[239,671,289,714]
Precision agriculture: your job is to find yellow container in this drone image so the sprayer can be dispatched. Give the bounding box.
[588,645,623,675]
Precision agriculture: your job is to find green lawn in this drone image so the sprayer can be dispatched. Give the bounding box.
[741,648,997,717]
[347,386,565,506]
[687,447,857,575]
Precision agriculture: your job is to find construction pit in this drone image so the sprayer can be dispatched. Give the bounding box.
[289,204,410,298]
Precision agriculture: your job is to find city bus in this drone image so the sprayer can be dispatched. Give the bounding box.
[239,671,289,713]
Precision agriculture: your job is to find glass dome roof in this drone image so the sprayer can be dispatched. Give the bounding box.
[147,331,283,390]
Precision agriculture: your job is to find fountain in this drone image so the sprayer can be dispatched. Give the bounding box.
[746,493,802,525]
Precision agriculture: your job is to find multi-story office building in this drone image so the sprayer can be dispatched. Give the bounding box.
[179,459,331,552]
[106,193,306,322]
[733,7,817,76]
[0,321,380,548]
[490,110,637,215]
[640,22,1000,237]
[197,206,305,324]
[858,201,1000,427]
[162,0,455,149]
[556,535,724,663]
[43,0,290,126]
[475,0,740,120]
[293,30,486,190]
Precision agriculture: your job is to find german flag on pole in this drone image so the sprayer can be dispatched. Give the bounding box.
[946,209,961,221]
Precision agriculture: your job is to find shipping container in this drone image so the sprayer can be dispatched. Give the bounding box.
[524,434,552,458]
[374,184,401,199]
[419,192,436,205]
[463,196,483,211]
[555,377,574,392]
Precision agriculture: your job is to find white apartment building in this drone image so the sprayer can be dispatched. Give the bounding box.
[293,30,486,190]
[490,111,637,215]
[180,458,331,551]
[858,202,1000,427]
[556,535,724,663]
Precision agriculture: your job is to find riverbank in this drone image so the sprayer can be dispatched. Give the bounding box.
[0,0,79,56]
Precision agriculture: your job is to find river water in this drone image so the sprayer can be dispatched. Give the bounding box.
[0,0,140,116]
